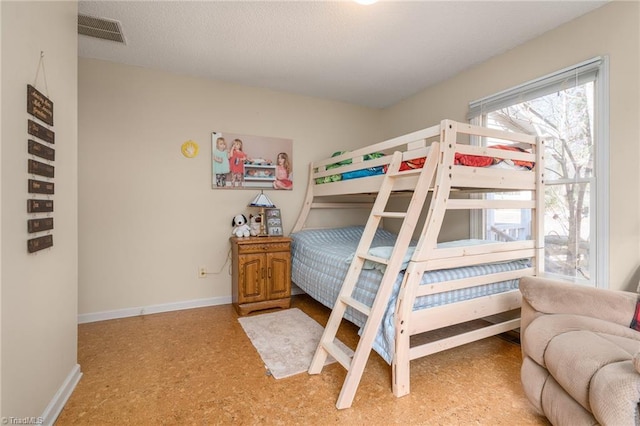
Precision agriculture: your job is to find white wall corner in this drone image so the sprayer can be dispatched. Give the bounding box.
[40,364,82,426]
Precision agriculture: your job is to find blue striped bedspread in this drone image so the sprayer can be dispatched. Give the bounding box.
[290,226,529,364]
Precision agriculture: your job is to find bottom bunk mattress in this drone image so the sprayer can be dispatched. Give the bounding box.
[290,226,529,364]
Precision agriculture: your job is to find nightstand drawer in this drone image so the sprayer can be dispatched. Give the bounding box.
[237,241,290,254]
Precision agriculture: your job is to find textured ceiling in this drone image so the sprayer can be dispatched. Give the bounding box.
[78,1,607,109]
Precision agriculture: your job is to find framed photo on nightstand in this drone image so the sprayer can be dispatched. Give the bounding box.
[266,208,283,236]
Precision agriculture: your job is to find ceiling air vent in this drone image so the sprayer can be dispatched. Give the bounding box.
[78,14,126,44]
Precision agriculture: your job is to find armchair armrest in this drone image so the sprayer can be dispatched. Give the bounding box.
[519,276,638,329]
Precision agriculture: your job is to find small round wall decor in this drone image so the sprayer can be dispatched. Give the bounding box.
[181,140,199,158]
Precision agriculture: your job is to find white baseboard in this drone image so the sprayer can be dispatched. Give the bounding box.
[78,296,232,324]
[41,363,82,426]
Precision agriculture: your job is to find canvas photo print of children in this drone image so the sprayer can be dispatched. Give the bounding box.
[211,131,293,190]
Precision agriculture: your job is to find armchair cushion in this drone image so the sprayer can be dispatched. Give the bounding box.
[519,276,640,426]
[519,276,638,327]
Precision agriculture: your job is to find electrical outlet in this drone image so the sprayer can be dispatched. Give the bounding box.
[198,266,207,278]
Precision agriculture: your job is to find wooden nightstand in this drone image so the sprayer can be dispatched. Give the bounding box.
[230,236,292,316]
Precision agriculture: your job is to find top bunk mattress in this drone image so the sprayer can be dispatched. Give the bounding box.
[314,146,535,185]
[290,226,530,363]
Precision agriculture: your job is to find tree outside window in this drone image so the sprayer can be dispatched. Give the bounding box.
[485,81,595,281]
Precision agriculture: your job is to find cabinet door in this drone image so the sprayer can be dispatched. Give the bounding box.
[266,251,291,300]
[238,253,266,303]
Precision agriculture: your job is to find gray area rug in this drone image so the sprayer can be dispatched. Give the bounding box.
[238,308,354,379]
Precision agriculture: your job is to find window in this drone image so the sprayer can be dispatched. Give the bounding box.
[468,57,609,286]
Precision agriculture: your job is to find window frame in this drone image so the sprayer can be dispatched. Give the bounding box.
[468,57,609,287]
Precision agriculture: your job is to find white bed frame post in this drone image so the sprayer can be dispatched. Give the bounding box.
[292,162,317,233]
[392,120,458,397]
[534,137,545,275]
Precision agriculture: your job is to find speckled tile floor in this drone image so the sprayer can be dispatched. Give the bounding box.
[56,295,550,425]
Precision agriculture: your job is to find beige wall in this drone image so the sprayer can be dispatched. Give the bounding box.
[382,1,640,291]
[78,59,383,316]
[1,0,79,421]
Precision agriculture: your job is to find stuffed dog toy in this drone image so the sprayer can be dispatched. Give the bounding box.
[232,214,253,238]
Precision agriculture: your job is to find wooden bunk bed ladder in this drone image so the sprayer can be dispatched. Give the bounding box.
[307,143,441,409]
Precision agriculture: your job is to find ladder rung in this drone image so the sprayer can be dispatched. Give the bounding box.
[358,253,390,267]
[322,341,353,370]
[340,295,371,316]
[373,211,407,219]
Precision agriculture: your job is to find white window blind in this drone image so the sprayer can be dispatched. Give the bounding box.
[467,57,603,120]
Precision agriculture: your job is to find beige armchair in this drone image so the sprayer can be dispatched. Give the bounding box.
[519,276,640,425]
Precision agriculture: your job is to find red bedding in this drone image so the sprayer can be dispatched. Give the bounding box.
[385,145,534,172]
[455,145,534,169]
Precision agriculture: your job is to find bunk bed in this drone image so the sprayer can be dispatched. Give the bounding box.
[290,119,544,409]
